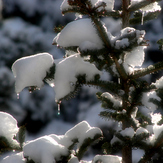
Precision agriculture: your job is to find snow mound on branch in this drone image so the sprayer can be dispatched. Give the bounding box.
[23,136,69,163]
[0,112,19,145]
[120,127,135,138]
[92,155,122,163]
[12,53,54,93]
[155,76,163,89]
[54,53,101,102]
[141,91,161,112]
[23,121,102,163]
[123,46,146,74]
[53,18,106,49]
[101,92,122,108]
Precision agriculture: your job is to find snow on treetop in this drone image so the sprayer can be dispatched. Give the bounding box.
[0,112,19,145]
[52,18,106,49]
[12,52,54,93]
[54,53,101,102]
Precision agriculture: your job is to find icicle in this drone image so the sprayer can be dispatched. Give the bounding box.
[17,93,19,99]
[57,101,61,115]
[141,11,144,25]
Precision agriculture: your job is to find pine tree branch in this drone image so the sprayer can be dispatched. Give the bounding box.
[128,0,161,12]
[131,61,163,79]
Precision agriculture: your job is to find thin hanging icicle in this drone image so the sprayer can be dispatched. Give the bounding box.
[57,101,61,115]
[141,11,144,25]
[17,93,19,99]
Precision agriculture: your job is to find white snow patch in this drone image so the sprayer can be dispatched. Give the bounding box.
[0,112,19,145]
[54,53,101,101]
[12,52,54,93]
[92,155,122,163]
[53,18,105,49]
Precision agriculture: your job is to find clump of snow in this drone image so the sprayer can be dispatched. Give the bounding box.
[151,113,162,124]
[115,38,129,49]
[22,121,102,163]
[153,124,163,140]
[110,135,122,145]
[130,0,143,6]
[95,0,115,11]
[101,92,122,108]
[0,112,19,145]
[23,135,69,163]
[135,127,149,135]
[65,121,102,149]
[155,76,163,89]
[123,46,146,74]
[54,53,101,101]
[140,2,161,14]
[141,91,161,112]
[120,127,135,138]
[61,0,114,12]
[92,155,122,163]
[120,27,135,35]
[12,52,54,93]
[1,152,25,163]
[53,18,106,49]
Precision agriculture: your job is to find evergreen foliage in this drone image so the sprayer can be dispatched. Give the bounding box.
[1,0,163,163]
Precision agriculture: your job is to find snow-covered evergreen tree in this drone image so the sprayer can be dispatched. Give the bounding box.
[1,0,163,163]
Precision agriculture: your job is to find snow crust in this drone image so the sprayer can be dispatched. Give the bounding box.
[53,18,105,49]
[0,112,19,145]
[54,53,101,101]
[12,52,54,93]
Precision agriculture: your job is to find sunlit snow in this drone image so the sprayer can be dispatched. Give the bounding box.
[0,112,19,145]
[54,53,101,102]
[52,18,106,49]
[12,53,54,93]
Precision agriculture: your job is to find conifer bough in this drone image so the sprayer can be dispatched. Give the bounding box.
[1,0,163,163]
